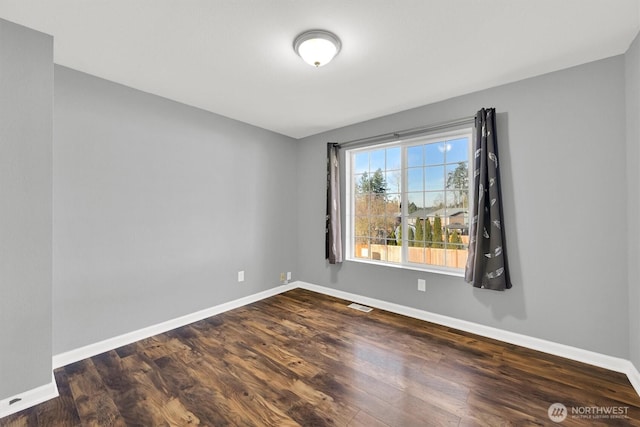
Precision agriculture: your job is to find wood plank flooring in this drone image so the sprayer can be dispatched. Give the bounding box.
[2,288,639,426]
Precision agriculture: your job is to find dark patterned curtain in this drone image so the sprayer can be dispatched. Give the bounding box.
[465,108,511,290]
[326,143,343,264]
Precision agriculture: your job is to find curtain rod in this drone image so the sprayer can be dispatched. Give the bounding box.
[334,115,476,149]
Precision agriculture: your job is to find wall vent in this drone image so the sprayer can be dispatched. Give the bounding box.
[347,303,373,313]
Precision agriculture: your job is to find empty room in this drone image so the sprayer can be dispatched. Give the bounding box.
[1,1,640,425]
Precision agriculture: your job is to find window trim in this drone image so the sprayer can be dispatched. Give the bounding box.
[344,127,473,275]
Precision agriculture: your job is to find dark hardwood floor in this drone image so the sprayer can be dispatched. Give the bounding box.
[2,288,639,426]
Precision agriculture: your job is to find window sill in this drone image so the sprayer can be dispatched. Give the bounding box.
[345,257,465,278]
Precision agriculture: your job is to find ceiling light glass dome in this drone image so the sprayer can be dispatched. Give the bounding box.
[293,30,341,67]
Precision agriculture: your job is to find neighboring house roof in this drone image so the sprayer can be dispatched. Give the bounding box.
[446,223,469,230]
[407,208,436,218]
[409,207,467,218]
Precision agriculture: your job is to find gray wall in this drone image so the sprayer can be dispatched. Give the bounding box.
[297,55,630,358]
[627,32,640,368]
[53,66,298,354]
[0,19,53,399]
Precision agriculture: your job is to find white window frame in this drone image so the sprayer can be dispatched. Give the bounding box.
[345,128,473,276]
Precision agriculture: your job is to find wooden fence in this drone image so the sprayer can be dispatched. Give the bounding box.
[356,244,468,269]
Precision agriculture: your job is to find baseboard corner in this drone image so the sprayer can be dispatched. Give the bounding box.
[53,282,299,369]
[0,373,58,419]
[627,361,640,397]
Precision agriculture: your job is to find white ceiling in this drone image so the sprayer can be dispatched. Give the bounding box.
[1,1,639,139]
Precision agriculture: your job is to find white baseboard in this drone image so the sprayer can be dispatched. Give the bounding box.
[48,279,640,401]
[628,363,640,397]
[52,283,297,369]
[0,373,58,419]
[295,281,640,397]
[6,280,635,420]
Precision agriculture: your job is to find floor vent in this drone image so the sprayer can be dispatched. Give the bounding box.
[347,303,373,313]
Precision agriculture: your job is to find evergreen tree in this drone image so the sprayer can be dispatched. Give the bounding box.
[433,215,443,248]
[446,162,469,208]
[393,221,416,246]
[387,230,396,246]
[449,229,463,249]
[414,218,424,248]
[357,168,387,196]
[424,218,433,248]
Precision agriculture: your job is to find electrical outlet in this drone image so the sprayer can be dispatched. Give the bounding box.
[418,279,426,292]
[238,271,245,282]
[280,272,286,282]
[287,272,292,281]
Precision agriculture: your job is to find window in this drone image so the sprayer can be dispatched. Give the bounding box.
[345,129,472,274]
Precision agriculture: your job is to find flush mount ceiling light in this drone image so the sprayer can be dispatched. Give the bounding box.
[293,29,341,67]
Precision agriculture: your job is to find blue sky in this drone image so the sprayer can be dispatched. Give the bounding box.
[353,137,468,210]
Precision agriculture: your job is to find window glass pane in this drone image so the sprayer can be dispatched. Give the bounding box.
[403,219,416,241]
[370,149,385,171]
[425,143,446,165]
[407,168,423,192]
[408,215,425,256]
[383,215,398,233]
[386,194,401,216]
[369,216,388,243]
[446,137,468,164]
[390,221,402,242]
[408,247,425,263]
[385,147,402,170]
[414,217,427,244]
[407,145,423,168]
[386,242,401,262]
[425,166,445,191]
[354,217,370,238]
[386,147,401,170]
[426,212,445,249]
[357,170,387,194]
[385,171,401,194]
[425,191,445,210]
[354,153,369,174]
[354,237,370,259]
[354,174,364,193]
[407,192,424,211]
[422,217,434,246]
[445,162,469,208]
[445,208,468,248]
[354,193,369,214]
[370,195,386,216]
